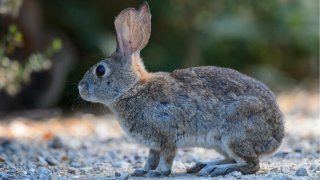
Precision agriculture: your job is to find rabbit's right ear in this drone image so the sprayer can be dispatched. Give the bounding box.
[115,8,144,56]
[137,2,151,50]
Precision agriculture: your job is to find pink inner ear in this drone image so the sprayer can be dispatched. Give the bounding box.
[115,9,144,56]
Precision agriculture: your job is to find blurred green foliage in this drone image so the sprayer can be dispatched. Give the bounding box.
[0,24,62,95]
[40,0,318,91]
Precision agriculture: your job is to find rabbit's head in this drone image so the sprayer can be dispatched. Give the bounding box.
[78,2,151,105]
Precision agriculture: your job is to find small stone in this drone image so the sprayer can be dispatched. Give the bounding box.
[37,167,51,174]
[115,172,121,177]
[0,172,15,180]
[109,150,119,159]
[277,174,293,180]
[70,161,83,168]
[37,167,51,180]
[115,172,129,180]
[48,137,64,149]
[266,173,274,178]
[111,161,128,168]
[0,156,6,163]
[134,155,141,161]
[229,171,242,178]
[265,173,292,180]
[123,155,133,163]
[68,168,77,174]
[293,148,302,153]
[288,153,302,159]
[310,164,320,172]
[274,152,289,158]
[51,174,59,180]
[281,166,290,173]
[45,156,59,166]
[38,156,48,165]
[295,167,310,176]
[77,169,84,175]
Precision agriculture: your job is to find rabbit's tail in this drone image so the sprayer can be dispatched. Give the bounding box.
[255,111,285,156]
[272,112,285,143]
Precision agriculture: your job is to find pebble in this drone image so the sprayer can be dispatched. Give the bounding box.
[274,151,289,158]
[115,172,129,180]
[295,167,310,176]
[293,148,303,153]
[48,137,64,149]
[0,172,15,180]
[134,155,141,161]
[45,156,59,166]
[266,173,292,180]
[68,167,77,174]
[38,156,48,165]
[310,164,320,172]
[277,174,293,180]
[70,161,83,168]
[108,150,119,159]
[280,166,290,173]
[229,171,242,178]
[115,172,121,177]
[111,161,129,168]
[0,156,6,163]
[37,167,52,180]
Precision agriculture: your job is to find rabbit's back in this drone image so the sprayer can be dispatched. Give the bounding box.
[171,66,272,102]
[113,66,284,155]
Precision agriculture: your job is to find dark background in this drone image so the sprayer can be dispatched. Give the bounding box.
[0,0,319,113]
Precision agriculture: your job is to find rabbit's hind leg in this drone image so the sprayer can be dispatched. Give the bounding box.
[208,160,259,177]
[131,149,160,176]
[186,158,236,174]
[209,140,260,177]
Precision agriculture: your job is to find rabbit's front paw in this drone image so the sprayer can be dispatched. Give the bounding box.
[147,170,171,177]
[131,168,148,177]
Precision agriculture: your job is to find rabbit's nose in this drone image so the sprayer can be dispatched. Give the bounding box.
[78,81,87,91]
[78,85,82,91]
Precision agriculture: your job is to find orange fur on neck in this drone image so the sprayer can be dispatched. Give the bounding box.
[132,53,151,81]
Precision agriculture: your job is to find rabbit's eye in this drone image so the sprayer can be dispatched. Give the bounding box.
[95,65,106,77]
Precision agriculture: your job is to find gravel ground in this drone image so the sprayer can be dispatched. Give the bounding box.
[0,89,319,180]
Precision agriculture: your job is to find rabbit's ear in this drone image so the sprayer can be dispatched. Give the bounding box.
[137,2,151,50]
[115,8,144,56]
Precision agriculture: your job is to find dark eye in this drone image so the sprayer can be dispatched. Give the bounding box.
[95,65,105,77]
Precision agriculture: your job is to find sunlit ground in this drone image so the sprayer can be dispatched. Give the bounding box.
[0,89,319,179]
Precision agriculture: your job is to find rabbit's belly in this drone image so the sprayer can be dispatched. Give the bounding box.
[129,133,160,148]
[119,123,163,149]
[176,131,223,149]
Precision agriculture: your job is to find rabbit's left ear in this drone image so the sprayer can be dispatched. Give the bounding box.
[137,2,151,50]
[115,8,144,56]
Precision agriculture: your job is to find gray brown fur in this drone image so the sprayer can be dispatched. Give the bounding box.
[78,2,284,177]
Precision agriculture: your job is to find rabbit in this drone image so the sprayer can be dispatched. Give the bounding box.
[78,2,284,177]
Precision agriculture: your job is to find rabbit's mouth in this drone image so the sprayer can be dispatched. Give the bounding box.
[78,82,98,103]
